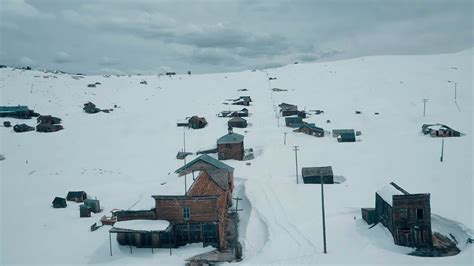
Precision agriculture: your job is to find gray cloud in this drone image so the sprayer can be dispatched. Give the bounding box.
[0,0,472,74]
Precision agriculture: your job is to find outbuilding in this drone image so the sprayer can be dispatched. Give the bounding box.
[301,166,334,184]
[228,117,247,128]
[66,191,87,202]
[80,204,92,217]
[332,129,356,142]
[285,116,304,128]
[188,116,207,129]
[422,124,461,137]
[294,124,324,137]
[217,127,244,160]
[84,199,101,213]
[52,197,67,208]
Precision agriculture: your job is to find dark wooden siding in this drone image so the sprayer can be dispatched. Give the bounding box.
[155,197,219,223]
[217,142,244,160]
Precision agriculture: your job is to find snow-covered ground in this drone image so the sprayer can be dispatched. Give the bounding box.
[1,49,472,265]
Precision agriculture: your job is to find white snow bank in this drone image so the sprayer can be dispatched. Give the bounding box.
[113,220,170,231]
[376,183,404,206]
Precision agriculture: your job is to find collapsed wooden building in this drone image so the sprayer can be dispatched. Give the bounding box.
[422,124,461,137]
[362,182,433,248]
[109,155,235,252]
[293,123,324,137]
[332,129,356,142]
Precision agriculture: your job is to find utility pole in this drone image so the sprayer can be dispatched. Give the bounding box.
[440,138,444,162]
[284,132,287,145]
[448,81,457,100]
[183,130,187,195]
[320,171,327,254]
[422,99,428,117]
[293,146,299,184]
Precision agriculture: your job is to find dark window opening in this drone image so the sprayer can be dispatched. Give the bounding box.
[399,208,407,220]
[183,207,191,220]
[416,208,424,220]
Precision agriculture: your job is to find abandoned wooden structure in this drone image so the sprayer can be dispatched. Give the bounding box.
[80,204,92,217]
[0,106,38,119]
[361,208,376,224]
[228,117,247,128]
[422,124,461,137]
[83,102,100,114]
[293,123,324,137]
[279,103,299,117]
[37,115,61,125]
[66,191,87,203]
[13,123,34,133]
[301,166,334,184]
[362,182,433,248]
[85,199,101,213]
[284,116,304,128]
[188,116,208,129]
[332,129,356,142]
[217,128,245,160]
[36,123,63,133]
[52,197,67,208]
[110,156,235,252]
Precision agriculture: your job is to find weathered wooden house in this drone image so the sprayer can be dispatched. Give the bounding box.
[0,106,37,119]
[84,199,101,213]
[422,124,461,137]
[52,197,67,208]
[228,117,247,128]
[109,155,235,251]
[217,128,244,160]
[301,166,334,184]
[279,103,299,117]
[66,191,87,203]
[188,116,208,129]
[293,123,324,137]
[80,204,92,217]
[362,182,433,248]
[285,116,304,128]
[332,129,356,142]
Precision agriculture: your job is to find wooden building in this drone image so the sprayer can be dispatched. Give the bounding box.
[293,124,324,137]
[279,103,299,117]
[0,106,37,119]
[80,204,91,217]
[37,115,61,125]
[217,128,244,160]
[332,129,356,142]
[66,191,87,203]
[188,116,208,129]
[422,124,461,137]
[85,199,101,213]
[285,116,304,128]
[52,197,67,208]
[301,166,334,184]
[228,117,247,128]
[36,123,64,133]
[363,182,433,248]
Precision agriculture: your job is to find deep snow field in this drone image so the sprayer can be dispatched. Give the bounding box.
[1,49,473,265]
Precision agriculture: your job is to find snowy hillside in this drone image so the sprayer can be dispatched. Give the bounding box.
[1,49,472,265]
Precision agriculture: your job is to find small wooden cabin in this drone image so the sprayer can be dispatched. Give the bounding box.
[301,166,334,184]
[85,199,101,213]
[279,103,298,117]
[285,116,303,128]
[52,197,67,208]
[37,115,61,125]
[80,204,91,217]
[363,182,433,248]
[66,191,87,203]
[36,123,63,133]
[188,116,208,129]
[332,129,356,142]
[0,106,36,119]
[294,124,324,137]
[217,128,244,160]
[228,117,247,128]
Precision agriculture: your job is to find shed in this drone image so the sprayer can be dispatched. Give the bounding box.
[36,123,64,133]
[294,124,324,137]
[66,191,87,202]
[217,128,245,161]
[52,197,67,208]
[285,116,303,128]
[83,102,100,114]
[422,124,461,137]
[228,117,247,128]
[332,129,356,142]
[80,204,91,217]
[0,106,37,119]
[361,208,376,224]
[279,103,299,117]
[301,166,334,184]
[188,116,207,129]
[37,115,61,125]
[13,124,35,133]
[3,121,11,127]
[84,199,101,213]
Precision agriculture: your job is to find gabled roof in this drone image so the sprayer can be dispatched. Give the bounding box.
[175,154,233,175]
[228,117,246,123]
[66,191,86,199]
[217,132,244,144]
[205,169,230,191]
[297,123,323,131]
[52,197,66,203]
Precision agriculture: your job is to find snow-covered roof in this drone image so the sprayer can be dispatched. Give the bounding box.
[112,220,170,231]
[217,132,244,144]
[376,183,407,206]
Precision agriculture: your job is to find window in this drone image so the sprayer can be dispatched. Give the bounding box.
[183,207,191,220]
[399,208,407,220]
[416,208,424,220]
[225,144,231,148]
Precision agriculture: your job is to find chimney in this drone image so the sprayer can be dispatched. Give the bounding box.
[228,125,233,134]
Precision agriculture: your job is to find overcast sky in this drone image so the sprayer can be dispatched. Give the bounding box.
[1,0,472,74]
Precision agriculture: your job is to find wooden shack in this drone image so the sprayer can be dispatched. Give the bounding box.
[368,182,433,248]
[332,129,356,142]
[279,103,298,117]
[66,191,87,202]
[217,128,244,160]
[37,115,61,125]
[228,117,247,128]
[285,116,304,128]
[361,208,376,224]
[84,199,101,213]
[52,197,67,208]
[188,116,208,129]
[422,124,461,137]
[301,166,334,184]
[294,124,324,137]
[0,106,37,119]
[80,204,91,217]
[36,123,63,133]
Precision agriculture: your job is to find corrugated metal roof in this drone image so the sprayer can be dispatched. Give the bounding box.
[217,133,244,144]
[175,154,234,174]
